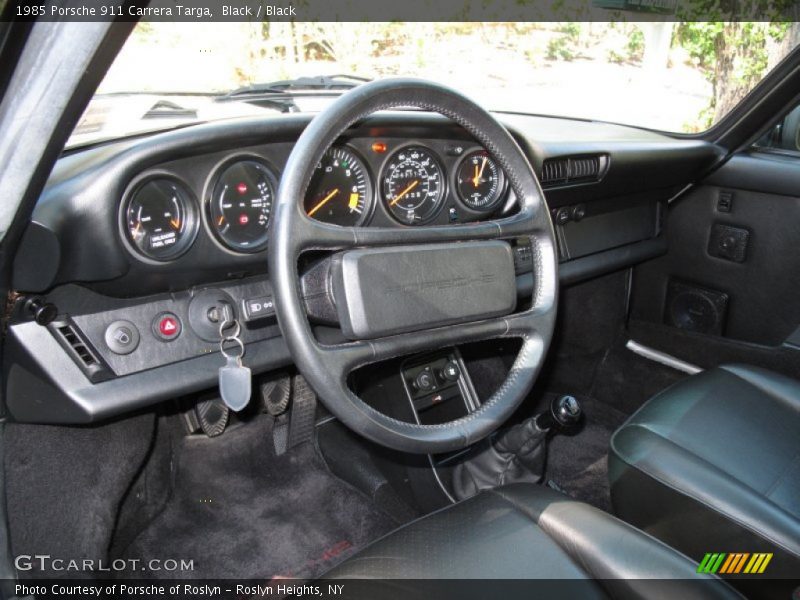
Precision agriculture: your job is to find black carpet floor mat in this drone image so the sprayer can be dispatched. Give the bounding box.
[544,394,628,512]
[118,416,396,580]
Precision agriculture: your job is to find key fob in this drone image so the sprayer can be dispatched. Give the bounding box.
[219,355,251,411]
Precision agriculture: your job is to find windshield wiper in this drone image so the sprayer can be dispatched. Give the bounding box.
[216,74,370,112]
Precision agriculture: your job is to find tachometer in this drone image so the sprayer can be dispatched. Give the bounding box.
[455,149,506,212]
[123,177,198,261]
[209,159,276,253]
[304,147,372,227]
[381,145,445,225]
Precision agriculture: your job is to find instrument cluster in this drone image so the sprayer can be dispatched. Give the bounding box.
[120,138,509,262]
[305,141,508,228]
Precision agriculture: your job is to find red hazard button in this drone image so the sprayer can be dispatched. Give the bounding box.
[153,312,181,341]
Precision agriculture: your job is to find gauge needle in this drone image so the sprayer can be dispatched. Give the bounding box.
[308,188,339,217]
[170,218,180,229]
[217,216,225,226]
[472,157,488,188]
[390,180,419,206]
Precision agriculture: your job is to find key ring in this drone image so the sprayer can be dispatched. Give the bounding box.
[219,335,245,359]
[219,318,241,340]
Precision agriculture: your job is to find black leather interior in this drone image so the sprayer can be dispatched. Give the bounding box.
[451,417,546,500]
[323,484,738,599]
[610,364,800,592]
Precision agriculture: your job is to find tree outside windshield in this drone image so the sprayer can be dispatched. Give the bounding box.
[79,21,799,145]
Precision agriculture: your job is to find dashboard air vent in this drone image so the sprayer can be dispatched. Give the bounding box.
[56,323,98,367]
[541,155,607,187]
[50,319,111,383]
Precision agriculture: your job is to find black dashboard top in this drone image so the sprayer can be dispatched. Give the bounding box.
[13,110,723,296]
[3,109,726,425]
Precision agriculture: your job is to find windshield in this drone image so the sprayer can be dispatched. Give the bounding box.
[70,21,800,148]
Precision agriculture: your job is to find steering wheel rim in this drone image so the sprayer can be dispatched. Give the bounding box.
[268,78,558,454]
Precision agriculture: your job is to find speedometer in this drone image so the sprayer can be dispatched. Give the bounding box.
[208,159,276,253]
[381,145,445,225]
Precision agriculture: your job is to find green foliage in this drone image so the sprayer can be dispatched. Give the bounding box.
[627,27,645,61]
[675,0,797,20]
[547,23,581,61]
[608,26,645,64]
[675,22,723,81]
[679,21,787,84]
[676,16,790,126]
[558,23,581,37]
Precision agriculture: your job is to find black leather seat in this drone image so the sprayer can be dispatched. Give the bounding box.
[610,364,800,593]
[324,484,737,599]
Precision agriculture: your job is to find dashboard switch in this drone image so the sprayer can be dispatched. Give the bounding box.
[413,368,436,393]
[153,312,181,341]
[242,295,275,323]
[440,361,460,382]
[104,320,140,355]
[555,207,571,226]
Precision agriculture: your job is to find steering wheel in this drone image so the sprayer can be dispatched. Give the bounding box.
[268,79,557,454]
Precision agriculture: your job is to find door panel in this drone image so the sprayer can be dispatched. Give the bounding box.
[629,152,800,375]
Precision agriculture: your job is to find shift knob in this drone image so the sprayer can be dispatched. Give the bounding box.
[535,395,582,431]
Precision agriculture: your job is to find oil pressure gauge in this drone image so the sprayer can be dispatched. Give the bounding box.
[208,159,276,253]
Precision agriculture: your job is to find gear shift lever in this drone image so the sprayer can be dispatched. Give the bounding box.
[535,394,583,432]
[452,395,583,500]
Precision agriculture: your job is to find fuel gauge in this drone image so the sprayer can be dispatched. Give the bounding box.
[124,177,198,261]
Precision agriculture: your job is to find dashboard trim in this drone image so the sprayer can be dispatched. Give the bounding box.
[14,111,722,296]
[1,110,727,424]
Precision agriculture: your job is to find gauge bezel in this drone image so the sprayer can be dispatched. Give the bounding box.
[304,145,375,228]
[119,172,200,264]
[452,147,508,214]
[379,143,447,226]
[203,154,280,254]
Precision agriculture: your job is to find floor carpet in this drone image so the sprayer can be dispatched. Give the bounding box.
[543,394,629,512]
[119,415,396,580]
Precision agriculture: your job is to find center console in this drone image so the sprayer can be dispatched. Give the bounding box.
[399,349,478,425]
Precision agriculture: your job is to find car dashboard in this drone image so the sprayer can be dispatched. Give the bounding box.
[4,110,723,424]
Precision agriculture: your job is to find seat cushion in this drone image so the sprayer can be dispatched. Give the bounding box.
[610,364,800,589]
[324,484,737,599]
